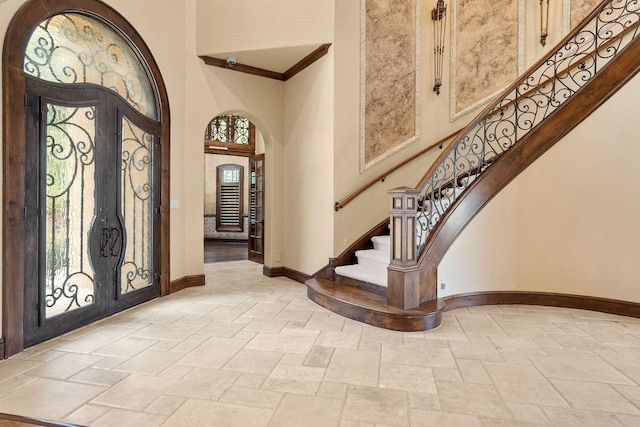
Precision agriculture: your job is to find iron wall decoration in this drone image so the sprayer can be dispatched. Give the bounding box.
[360,0,420,171]
[539,0,551,46]
[432,0,447,95]
[415,0,640,253]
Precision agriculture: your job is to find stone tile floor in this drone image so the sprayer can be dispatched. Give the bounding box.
[0,260,639,426]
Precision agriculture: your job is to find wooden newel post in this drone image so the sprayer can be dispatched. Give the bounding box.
[387,187,421,309]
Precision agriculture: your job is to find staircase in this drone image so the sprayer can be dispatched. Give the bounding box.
[308,0,640,331]
[334,235,390,288]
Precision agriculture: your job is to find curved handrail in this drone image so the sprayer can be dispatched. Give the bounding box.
[334,129,463,211]
[413,0,640,252]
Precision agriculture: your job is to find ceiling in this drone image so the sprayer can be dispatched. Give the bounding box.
[205,44,323,74]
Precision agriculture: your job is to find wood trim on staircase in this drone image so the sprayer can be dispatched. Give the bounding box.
[415,33,640,304]
[307,278,444,331]
[170,274,205,294]
[334,130,462,212]
[443,291,640,318]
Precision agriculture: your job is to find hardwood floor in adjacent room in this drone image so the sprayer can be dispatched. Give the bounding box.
[204,239,248,263]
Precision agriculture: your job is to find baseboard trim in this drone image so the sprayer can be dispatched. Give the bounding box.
[0,338,5,360]
[443,291,640,318]
[170,274,206,293]
[262,265,311,284]
[263,265,284,277]
[283,268,311,284]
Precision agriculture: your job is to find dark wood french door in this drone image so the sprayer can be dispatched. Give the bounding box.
[248,154,265,264]
[23,77,161,346]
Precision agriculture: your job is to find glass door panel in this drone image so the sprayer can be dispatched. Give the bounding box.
[249,154,265,264]
[120,116,154,294]
[44,103,97,318]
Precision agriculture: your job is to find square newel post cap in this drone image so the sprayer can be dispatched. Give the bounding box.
[387,187,421,196]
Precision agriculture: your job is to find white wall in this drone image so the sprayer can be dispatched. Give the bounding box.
[196,0,333,58]
[440,72,640,303]
[283,49,335,274]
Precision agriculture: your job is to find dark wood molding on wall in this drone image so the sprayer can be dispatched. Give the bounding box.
[262,265,310,284]
[283,268,311,284]
[200,43,332,82]
[263,265,284,278]
[282,44,332,80]
[170,274,206,294]
[0,338,4,360]
[443,291,640,319]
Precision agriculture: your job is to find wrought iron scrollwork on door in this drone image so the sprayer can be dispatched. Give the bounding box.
[101,227,121,258]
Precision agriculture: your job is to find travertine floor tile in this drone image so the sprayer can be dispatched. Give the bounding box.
[91,408,167,427]
[269,393,343,427]
[484,362,569,407]
[529,354,635,385]
[551,379,640,415]
[324,348,380,387]
[409,409,481,427]
[245,332,317,354]
[342,386,409,426]
[0,378,106,419]
[379,363,436,393]
[1,262,638,426]
[219,386,284,409]
[163,399,274,427]
[90,374,175,411]
[224,348,283,375]
[165,367,240,400]
[436,380,513,420]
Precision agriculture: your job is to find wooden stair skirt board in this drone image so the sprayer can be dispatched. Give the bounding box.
[307,278,444,332]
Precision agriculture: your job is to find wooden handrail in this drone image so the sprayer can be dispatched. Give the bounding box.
[416,0,636,192]
[336,1,636,213]
[334,129,463,211]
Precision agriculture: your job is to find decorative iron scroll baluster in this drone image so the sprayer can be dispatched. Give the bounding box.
[408,0,640,258]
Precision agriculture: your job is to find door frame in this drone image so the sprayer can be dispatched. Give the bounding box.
[2,0,171,358]
[249,154,265,264]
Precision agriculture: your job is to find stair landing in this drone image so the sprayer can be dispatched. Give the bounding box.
[306,278,444,332]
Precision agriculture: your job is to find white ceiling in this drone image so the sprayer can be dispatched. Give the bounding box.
[205,44,322,73]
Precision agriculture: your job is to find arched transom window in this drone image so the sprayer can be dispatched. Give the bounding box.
[205,114,255,156]
[24,13,158,119]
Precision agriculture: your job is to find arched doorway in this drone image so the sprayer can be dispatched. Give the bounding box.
[2,0,170,357]
[203,114,265,264]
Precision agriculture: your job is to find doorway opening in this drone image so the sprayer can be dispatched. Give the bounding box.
[2,0,170,357]
[203,114,265,264]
